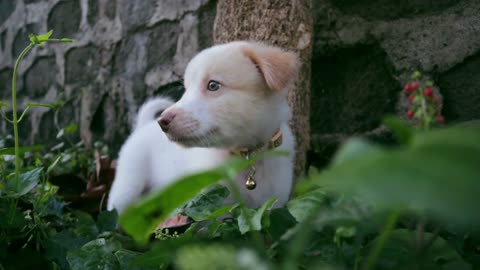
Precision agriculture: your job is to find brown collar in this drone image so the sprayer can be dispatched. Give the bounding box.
[230,129,283,157]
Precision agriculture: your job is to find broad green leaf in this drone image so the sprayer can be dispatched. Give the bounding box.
[97,210,119,233]
[119,156,260,244]
[302,127,480,228]
[0,145,44,155]
[287,189,328,222]
[362,229,470,270]
[237,198,277,234]
[383,116,413,144]
[115,249,151,270]
[4,167,43,197]
[182,184,230,221]
[67,238,121,270]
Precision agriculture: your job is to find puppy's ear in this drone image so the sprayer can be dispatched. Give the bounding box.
[243,44,299,91]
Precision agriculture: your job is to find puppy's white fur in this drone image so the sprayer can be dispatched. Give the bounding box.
[108,41,299,214]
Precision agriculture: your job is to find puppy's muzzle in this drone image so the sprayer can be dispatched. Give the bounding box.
[158,112,176,132]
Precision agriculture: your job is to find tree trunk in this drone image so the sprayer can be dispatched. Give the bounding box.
[213,0,313,179]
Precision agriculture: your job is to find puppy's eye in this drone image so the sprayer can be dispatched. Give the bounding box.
[207,80,221,91]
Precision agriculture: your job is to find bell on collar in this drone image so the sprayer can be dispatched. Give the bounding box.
[245,176,257,190]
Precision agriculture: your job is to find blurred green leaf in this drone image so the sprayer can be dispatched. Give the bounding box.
[362,229,470,270]
[334,226,356,245]
[237,198,277,234]
[119,156,258,244]
[331,138,382,167]
[0,100,9,107]
[46,155,62,174]
[0,145,44,155]
[383,116,413,144]
[302,127,480,228]
[175,244,269,270]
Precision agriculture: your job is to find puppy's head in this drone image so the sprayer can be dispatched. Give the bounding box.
[159,41,299,148]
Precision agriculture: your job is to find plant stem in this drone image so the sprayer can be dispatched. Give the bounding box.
[8,43,35,223]
[362,210,400,270]
[12,43,35,191]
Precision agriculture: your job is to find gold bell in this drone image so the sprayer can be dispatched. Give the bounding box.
[245,176,257,190]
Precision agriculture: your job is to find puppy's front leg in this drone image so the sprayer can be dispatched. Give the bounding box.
[107,137,150,214]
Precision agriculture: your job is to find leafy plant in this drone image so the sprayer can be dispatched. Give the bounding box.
[0,30,72,223]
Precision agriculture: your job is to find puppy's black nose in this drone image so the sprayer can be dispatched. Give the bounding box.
[158,113,175,132]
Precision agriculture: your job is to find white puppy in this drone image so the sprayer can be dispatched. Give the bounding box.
[107,41,299,214]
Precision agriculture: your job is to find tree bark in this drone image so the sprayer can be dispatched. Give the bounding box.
[213,0,313,179]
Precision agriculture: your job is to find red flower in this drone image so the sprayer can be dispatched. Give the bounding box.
[407,110,414,119]
[411,82,420,90]
[423,88,433,97]
[404,83,413,92]
[407,95,414,102]
[437,116,445,124]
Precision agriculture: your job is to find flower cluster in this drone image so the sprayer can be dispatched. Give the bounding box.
[404,71,444,129]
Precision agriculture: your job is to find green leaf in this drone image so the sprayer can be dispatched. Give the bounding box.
[362,229,470,270]
[4,167,43,196]
[133,235,198,267]
[36,30,53,41]
[331,138,382,166]
[182,184,230,221]
[29,30,53,45]
[73,211,99,238]
[97,210,119,233]
[175,244,269,270]
[237,198,277,234]
[115,249,151,270]
[64,123,78,135]
[67,238,121,270]
[28,33,40,44]
[333,226,356,245]
[0,145,44,155]
[383,116,413,144]
[46,154,62,174]
[302,127,480,228]
[287,189,328,222]
[119,156,260,244]
[0,100,9,107]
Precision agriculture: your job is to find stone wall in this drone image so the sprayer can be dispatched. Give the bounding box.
[309,0,480,167]
[1,0,479,166]
[0,0,216,151]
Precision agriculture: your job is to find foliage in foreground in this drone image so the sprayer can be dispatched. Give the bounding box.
[1,117,479,270]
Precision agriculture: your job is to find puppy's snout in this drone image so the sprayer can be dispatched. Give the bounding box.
[158,112,176,132]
